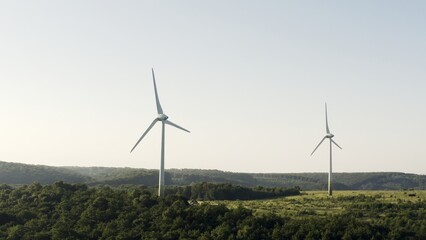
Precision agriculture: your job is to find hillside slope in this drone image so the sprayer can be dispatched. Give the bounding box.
[1,161,425,190]
[0,161,89,184]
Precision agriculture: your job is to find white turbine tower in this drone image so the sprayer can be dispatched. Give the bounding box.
[130,68,190,198]
[311,103,342,197]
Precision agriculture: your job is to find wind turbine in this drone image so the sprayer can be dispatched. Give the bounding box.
[130,68,190,198]
[311,103,342,197]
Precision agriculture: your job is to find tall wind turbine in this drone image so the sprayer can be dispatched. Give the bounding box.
[130,69,190,198]
[311,103,342,197]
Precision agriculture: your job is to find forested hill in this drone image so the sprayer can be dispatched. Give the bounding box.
[1,161,426,190]
[0,161,89,184]
[168,170,426,190]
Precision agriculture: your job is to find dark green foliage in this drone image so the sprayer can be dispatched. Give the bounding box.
[166,182,300,200]
[1,183,426,239]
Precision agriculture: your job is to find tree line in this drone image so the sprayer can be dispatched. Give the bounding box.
[167,182,301,200]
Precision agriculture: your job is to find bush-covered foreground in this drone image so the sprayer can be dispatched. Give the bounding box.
[212,190,426,239]
[0,182,426,239]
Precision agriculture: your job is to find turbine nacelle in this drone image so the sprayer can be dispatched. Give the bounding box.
[326,133,334,138]
[157,114,169,121]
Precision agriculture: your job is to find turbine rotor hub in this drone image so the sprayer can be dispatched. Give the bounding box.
[158,114,169,121]
[326,133,334,138]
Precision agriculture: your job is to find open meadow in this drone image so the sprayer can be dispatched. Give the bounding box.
[211,190,426,218]
[202,190,426,238]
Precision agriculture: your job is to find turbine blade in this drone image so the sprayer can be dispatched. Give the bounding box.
[311,137,326,156]
[130,119,158,153]
[165,120,190,133]
[325,103,330,134]
[152,68,163,114]
[331,139,342,150]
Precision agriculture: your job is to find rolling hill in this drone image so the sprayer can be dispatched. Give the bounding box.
[1,161,425,190]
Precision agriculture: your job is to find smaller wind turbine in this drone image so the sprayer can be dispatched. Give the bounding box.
[130,68,190,198]
[311,103,342,197]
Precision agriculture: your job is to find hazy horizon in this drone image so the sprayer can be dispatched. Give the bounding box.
[1,160,424,176]
[1,1,425,174]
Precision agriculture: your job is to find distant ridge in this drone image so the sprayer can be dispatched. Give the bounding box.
[0,161,425,190]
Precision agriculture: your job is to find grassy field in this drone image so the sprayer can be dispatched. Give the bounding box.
[209,190,426,219]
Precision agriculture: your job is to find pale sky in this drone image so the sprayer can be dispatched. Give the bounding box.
[0,1,425,174]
